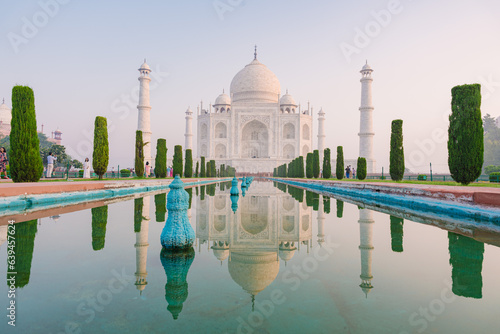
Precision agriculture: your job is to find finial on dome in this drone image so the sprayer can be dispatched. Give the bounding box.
[286,89,288,94]
[254,45,257,60]
[2,98,4,104]
[223,88,225,94]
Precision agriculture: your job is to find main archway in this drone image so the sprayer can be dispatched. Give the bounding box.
[241,120,269,158]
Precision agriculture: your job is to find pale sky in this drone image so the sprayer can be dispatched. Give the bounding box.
[1,0,499,173]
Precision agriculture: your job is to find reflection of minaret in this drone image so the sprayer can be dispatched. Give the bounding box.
[0,225,7,250]
[135,196,150,294]
[317,195,325,246]
[448,232,484,299]
[359,208,374,297]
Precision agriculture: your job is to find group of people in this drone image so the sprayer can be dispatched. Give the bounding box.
[0,147,9,179]
[345,165,356,179]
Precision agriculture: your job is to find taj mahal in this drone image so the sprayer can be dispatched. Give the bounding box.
[136,48,376,174]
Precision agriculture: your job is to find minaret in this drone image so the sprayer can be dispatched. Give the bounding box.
[358,61,376,174]
[317,195,325,247]
[317,108,325,166]
[137,60,152,165]
[185,107,193,151]
[358,208,374,297]
[135,196,150,294]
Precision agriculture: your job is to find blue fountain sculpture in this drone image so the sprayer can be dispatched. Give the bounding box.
[241,177,247,188]
[230,177,239,196]
[160,175,195,250]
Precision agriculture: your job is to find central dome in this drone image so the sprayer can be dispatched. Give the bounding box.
[230,59,281,103]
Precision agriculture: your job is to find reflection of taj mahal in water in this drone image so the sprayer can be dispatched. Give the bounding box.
[196,181,313,299]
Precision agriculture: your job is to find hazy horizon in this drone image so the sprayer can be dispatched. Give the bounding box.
[1,0,499,173]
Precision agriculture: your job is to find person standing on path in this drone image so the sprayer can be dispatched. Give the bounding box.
[83,157,91,178]
[0,147,9,179]
[145,161,151,177]
[46,152,57,178]
[345,165,351,179]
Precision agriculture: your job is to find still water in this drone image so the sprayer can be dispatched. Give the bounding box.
[1,180,499,334]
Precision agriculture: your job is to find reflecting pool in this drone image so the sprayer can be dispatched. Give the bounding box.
[1,180,500,333]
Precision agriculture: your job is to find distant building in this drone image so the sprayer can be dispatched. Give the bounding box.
[47,128,63,145]
[0,99,11,139]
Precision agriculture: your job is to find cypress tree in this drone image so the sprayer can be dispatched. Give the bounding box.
[200,156,206,177]
[448,84,483,185]
[273,168,276,177]
[91,205,108,251]
[155,138,167,178]
[390,119,405,181]
[210,160,216,177]
[155,193,167,222]
[172,145,183,177]
[323,148,332,179]
[357,157,367,180]
[313,150,320,178]
[206,161,211,177]
[184,149,193,177]
[92,116,109,180]
[135,131,144,178]
[299,156,305,178]
[336,146,344,180]
[306,153,313,178]
[9,86,43,182]
[195,161,199,177]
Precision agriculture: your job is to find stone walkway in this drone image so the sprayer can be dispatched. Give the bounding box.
[278,178,500,207]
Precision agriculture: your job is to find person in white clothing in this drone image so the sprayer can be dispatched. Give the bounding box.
[46,152,57,178]
[83,157,91,178]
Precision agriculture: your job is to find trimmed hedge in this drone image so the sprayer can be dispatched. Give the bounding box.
[173,145,183,177]
[155,138,167,178]
[390,119,405,181]
[135,131,144,178]
[448,84,483,185]
[9,86,43,182]
[93,116,109,180]
[357,157,367,180]
[336,146,344,180]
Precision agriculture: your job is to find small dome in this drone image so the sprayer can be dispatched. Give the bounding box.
[139,60,151,71]
[230,59,281,103]
[278,249,296,262]
[214,93,231,106]
[280,91,296,106]
[0,100,11,125]
[213,248,229,262]
[361,61,372,71]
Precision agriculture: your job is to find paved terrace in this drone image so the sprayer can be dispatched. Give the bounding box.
[0,177,222,197]
[274,178,500,207]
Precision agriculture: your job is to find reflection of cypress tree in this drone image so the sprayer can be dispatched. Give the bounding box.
[275,182,287,193]
[134,198,143,232]
[186,188,193,209]
[220,182,225,191]
[8,220,37,288]
[312,193,319,211]
[195,186,199,196]
[91,206,108,251]
[160,247,195,320]
[323,197,331,214]
[448,232,484,299]
[155,193,167,222]
[306,191,314,207]
[207,184,216,196]
[390,216,404,253]
[336,200,344,218]
[200,186,205,200]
